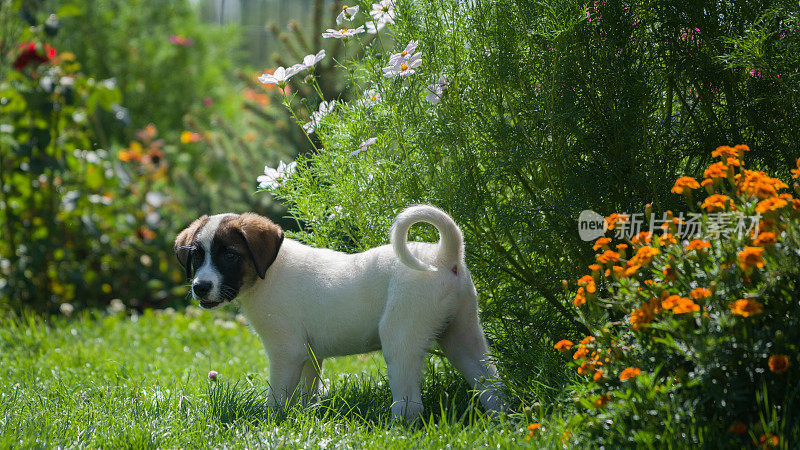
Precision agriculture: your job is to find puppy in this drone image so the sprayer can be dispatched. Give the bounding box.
[175,205,506,421]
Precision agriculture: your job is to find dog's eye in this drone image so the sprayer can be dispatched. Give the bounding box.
[191,249,204,266]
[224,251,239,262]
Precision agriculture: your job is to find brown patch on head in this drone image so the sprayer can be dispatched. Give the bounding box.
[174,215,209,279]
[233,213,284,279]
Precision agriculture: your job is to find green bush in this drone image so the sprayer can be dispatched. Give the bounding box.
[0,26,184,313]
[258,0,800,403]
[557,146,800,445]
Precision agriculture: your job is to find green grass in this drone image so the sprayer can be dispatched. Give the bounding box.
[0,307,540,448]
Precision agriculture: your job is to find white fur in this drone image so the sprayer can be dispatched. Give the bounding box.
[231,205,505,421]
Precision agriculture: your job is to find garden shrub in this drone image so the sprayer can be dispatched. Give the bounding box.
[557,145,800,446]
[257,0,800,403]
[0,10,187,314]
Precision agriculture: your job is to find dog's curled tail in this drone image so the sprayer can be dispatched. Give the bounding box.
[390,204,464,272]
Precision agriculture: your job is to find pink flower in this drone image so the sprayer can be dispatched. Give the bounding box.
[169,35,194,47]
[208,370,218,381]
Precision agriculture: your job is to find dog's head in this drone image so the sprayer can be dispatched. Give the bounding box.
[174,213,284,309]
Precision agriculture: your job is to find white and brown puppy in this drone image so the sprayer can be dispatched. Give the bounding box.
[175,205,506,421]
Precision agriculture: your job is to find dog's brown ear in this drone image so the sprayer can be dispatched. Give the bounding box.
[174,215,209,272]
[237,213,284,279]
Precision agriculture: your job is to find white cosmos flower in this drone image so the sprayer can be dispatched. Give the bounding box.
[258,160,297,190]
[388,40,419,65]
[258,66,302,86]
[302,50,326,70]
[425,75,449,104]
[365,20,385,35]
[359,89,381,107]
[349,137,378,156]
[302,100,336,134]
[336,5,360,25]
[322,26,366,39]
[370,0,396,24]
[382,53,422,78]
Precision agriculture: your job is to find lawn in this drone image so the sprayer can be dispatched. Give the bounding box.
[0,306,532,448]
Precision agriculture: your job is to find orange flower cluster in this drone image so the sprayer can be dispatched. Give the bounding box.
[752,231,777,247]
[524,423,541,440]
[739,170,788,199]
[619,367,641,381]
[661,294,700,314]
[690,287,711,299]
[593,237,611,251]
[554,339,573,351]
[738,247,765,272]
[671,176,700,194]
[768,354,789,374]
[629,297,660,330]
[685,239,711,251]
[729,299,763,317]
[593,394,610,408]
[701,194,734,212]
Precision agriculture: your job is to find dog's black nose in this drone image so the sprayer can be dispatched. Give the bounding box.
[193,280,212,298]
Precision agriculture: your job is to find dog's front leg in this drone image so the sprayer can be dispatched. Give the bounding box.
[265,351,306,413]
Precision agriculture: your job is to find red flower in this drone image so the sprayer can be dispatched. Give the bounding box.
[13,42,57,71]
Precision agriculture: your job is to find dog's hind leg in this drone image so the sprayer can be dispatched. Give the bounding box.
[379,317,429,422]
[437,295,507,413]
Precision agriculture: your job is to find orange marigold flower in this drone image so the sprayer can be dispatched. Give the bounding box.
[738,247,765,271]
[733,144,750,156]
[588,264,601,272]
[704,162,728,179]
[726,157,741,167]
[728,422,747,434]
[554,340,573,351]
[616,243,628,251]
[629,246,660,266]
[685,239,711,251]
[593,370,604,382]
[661,294,681,310]
[629,298,660,330]
[672,297,700,314]
[527,423,541,432]
[671,176,700,194]
[739,170,788,199]
[702,194,733,212]
[712,145,738,159]
[631,231,652,244]
[593,237,612,251]
[580,336,596,345]
[690,287,712,299]
[597,250,621,264]
[753,232,777,247]
[619,367,641,382]
[524,423,542,440]
[573,347,589,360]
[662,265,676,281]
[755,197,788,214]
[574,287,586,307]
[578,275,596,294]
[729,299,764,317]
[577,361,597,374]
[759,433,779,447]
[768,354,789,374]
[605,213,628,230]
[593,394,610,408]
[180,130,202,144]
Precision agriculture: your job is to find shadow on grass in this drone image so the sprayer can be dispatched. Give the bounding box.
[203,362,491,429]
